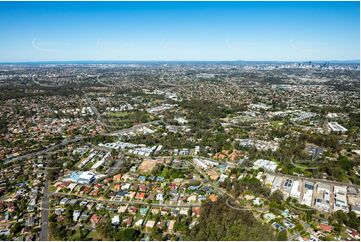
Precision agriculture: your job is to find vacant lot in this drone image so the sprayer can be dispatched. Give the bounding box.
[138,159,158,174]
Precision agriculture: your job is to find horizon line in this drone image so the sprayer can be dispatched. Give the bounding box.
[0,59,359,64]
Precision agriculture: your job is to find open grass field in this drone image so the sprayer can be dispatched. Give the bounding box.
[102,111,156,130]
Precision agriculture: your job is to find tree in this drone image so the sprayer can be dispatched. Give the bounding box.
[332,210,347,225]
[187,197,276,241]
[10,222,23,235]
[306,210,314,222]
[114,228,141,241]
[111,149,117,156]
[346,211,360,231]
[337,156,353,171]
[277,230,288,241]
[96,220,115,240]
[49,222,67,240]
[150,227,163,241]
[270,190,284,203]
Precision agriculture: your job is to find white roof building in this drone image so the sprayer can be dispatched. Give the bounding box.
[145,220,156,228]
[193,158,208,170]
[219,174,229,183]
[326,113,338,119]
[180,208,189,215]
[290,180,301,199]
[135,219,144,227]
[334,186,349,212]
[118,205,128,213]
[253,197,263,206]
[271,176,283,192]
[302,189,313,207]
[264,213,277,222]
[64,171,96,184]
[79,150,98,168]
[73,210,81,222]
[328,122,348,133]
[253,159,278,172]
[313,183,332,212]
[156,193,164,201]
[112,215,120,225]
[203,159,219,167]
[301,182,314,207]
[67,183,78,191]
[78,172,96,184]
[91,152,111,170]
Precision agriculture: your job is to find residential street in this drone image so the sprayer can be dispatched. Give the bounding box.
[39,171,50,241]
[50,192,201,208]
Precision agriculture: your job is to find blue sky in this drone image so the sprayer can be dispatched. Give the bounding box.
[0,1,359,61]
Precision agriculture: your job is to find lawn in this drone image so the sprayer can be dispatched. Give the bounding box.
[85,230,100,240]
[104,111,130,118]
[48,185,57,193]
[271,121,284,127]
[102,111,156,130]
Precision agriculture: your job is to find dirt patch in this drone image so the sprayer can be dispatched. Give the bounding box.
[137,159,158,174]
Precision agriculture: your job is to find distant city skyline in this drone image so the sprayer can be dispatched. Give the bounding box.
[0,1,359,62]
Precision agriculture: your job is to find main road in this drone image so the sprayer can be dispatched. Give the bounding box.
[39,170,50,241]
[1,120,159,165]
[2,135,86,165]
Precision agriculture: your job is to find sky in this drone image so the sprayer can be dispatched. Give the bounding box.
[0,1,359,62]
